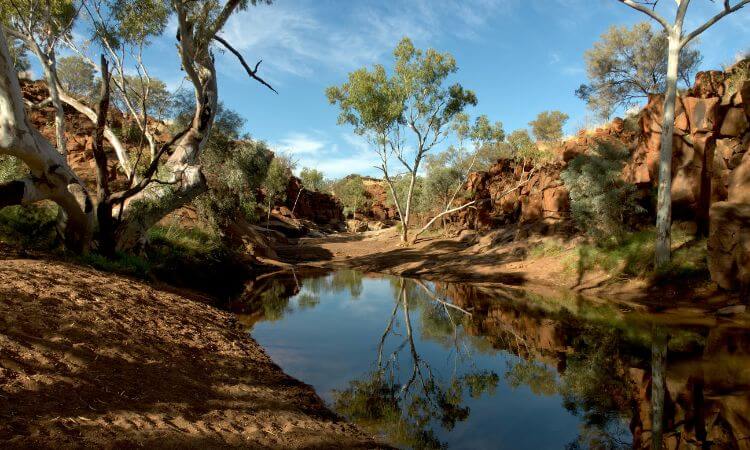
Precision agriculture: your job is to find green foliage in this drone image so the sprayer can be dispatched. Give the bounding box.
[0,0,78,38]
[77,252,151,277]
[326,63,403,140]
[57,55,96,100]
[8,38,29,71]
[574,227,707,281]
[561,142,643,241]
[388,175,427,215]
[529,110,569,142]
[264,154,294,205]
[115,75,173,120]
[170,96,272,229]
[0,155,26,182]
[197,138,272,228]
[299,167,326,192]
[0,203,58,249]
[109,0,170,46]
[333,175,369,218]
[576,22,702,118]
[504,129,551,166]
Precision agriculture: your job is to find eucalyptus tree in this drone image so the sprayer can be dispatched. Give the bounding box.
[576,21,702,119]
[0,27,93,251]
[299,167,326,192]
[617,0,750,268]
[529,110,569,143]
[0,0,79,156]
[114,0,276,251]
[415,114,505,240]
[328,37,476,243]
[65,0,170,163]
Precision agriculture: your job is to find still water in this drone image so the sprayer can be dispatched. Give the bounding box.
[229,270,750,449]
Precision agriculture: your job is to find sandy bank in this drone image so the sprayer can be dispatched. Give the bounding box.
[0,252,384,449]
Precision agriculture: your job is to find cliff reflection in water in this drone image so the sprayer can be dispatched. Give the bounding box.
[232,270,750,449]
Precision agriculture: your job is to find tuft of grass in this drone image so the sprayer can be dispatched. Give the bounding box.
[525,226,709,284]
[147,225,226,261]
[528,240,568,258]
[574,226,708,282]
[77,252,151,277]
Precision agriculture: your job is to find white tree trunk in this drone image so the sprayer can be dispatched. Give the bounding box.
[654,33,681,268]
[401,170,418,242]
[114,54,214,251]
[0,29,93,251]
[57,89,134,178]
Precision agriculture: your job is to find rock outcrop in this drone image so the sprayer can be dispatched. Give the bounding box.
[284,177,344,227]
[457,60,750,291]
[458,120,638,232]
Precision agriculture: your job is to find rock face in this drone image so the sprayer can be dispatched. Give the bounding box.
[708,202,750,292]
[458,121,637,231]
[623,61,750,227]
[457,59,750,290]
[284,177,344,227]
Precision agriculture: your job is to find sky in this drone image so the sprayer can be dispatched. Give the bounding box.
[58,0,750,178]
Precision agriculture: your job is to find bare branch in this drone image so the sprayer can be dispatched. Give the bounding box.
[213,35,278,94]
[681,0,750,47]
[617,0,670,29]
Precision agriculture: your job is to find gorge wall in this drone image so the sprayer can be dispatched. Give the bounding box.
[458,60,750,291]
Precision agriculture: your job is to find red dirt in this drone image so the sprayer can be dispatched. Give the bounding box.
[0,249,384,449]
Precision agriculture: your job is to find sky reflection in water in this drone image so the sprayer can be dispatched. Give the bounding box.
[236,270,750,450]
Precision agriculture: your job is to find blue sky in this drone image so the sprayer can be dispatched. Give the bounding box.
[64,1,750,178]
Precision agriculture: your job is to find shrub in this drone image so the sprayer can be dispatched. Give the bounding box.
[0,203,58,249]
[561,142,644,242]
[0,155,26,182]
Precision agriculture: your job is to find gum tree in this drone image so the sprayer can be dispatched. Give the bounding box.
[115,0,276,251]
[576,21,702,119]
[0,27,93,251]
[1,0,79,157]
[616,0,750,268]
[328,37,476,243]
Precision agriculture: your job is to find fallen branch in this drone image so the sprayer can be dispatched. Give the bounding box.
[411,169,536,243]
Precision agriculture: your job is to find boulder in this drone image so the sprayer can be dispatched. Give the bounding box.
[708,202,750,292]
[728,151,750,203]
[542,186,569,216]
[719,107,749,137]
[683,97,721,133]
[741,80,750,117]
[346,219,368,233]
[717,138,741,161]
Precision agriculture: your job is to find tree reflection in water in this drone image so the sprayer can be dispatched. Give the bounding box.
[241,270,750,449]
[334,278,499,450]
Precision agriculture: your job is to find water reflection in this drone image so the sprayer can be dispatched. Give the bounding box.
[232,270,750,449]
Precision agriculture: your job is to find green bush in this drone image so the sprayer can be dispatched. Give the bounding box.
[561,142,644,242]
[0,204,58,249]
[574,226,707,281]
[0,155,27,183]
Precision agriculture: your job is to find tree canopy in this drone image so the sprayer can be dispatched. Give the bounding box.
[528,110,569,142]
[575,22,702,119]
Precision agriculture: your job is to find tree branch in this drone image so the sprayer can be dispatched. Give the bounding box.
[213,35,277,93]
[617,0,670,29]
[681,0,750,47]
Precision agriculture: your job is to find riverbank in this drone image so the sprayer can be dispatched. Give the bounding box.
[0,249,383,448]
[279,225,744,313]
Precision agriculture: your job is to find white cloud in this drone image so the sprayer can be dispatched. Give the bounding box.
[272,131,380,178]
[218,0,517,80]
[275,132,327,155]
